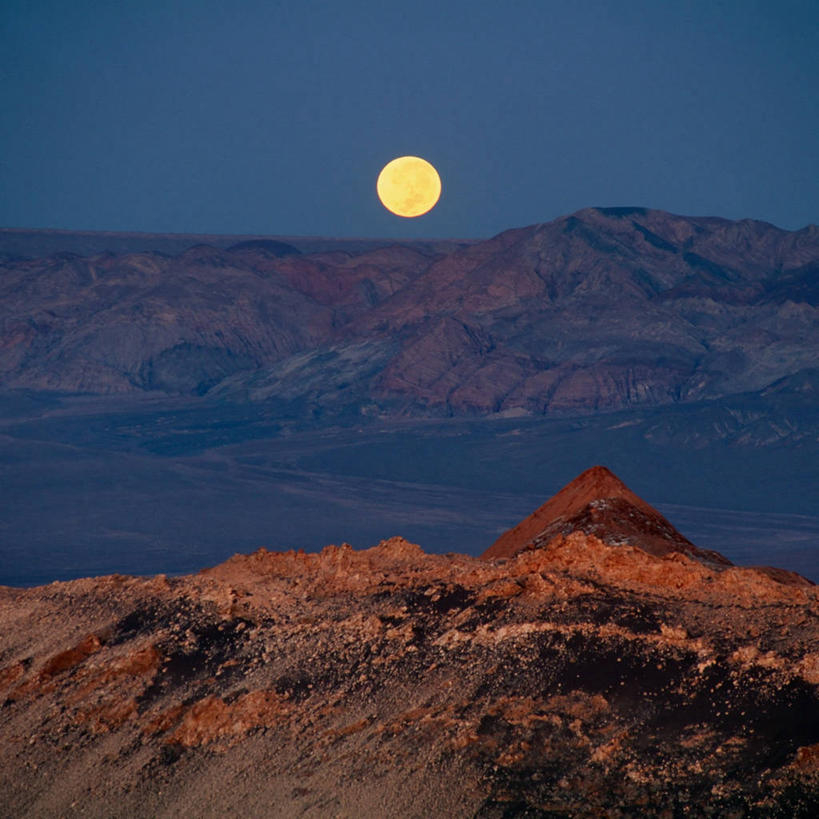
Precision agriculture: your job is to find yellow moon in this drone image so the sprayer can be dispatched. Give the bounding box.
[376,156,441,218]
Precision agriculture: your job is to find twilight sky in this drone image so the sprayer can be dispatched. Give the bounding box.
[1,0,817,239]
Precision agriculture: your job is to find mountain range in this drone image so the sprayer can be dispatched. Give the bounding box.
[2,207,818,415]
[2,468,817,816]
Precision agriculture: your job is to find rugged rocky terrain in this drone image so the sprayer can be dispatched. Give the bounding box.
[484,466,732,568]
[2,208,817,414]
[2,470,817,817]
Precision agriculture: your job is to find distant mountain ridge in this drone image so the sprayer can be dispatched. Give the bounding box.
[0,226,473,258]
[1,208,817,416]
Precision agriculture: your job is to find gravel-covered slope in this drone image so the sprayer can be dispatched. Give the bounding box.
[1,533,818,817]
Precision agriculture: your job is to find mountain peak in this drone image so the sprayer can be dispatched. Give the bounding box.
[547,464,647,509]
[483,465,732,568]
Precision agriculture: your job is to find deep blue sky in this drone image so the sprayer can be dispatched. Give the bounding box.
[2,0,817,238]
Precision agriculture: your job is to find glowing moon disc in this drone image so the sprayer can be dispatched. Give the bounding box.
[376,156,441,218]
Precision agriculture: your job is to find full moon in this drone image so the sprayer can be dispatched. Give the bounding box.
[376,156,441,218]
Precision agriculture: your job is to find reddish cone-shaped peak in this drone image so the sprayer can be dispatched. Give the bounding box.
[483,465,732,567]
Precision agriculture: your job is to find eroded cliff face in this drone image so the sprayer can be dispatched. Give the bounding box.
[2,532,818,817]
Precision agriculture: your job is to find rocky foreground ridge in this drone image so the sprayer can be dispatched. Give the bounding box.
[1,469,818,817]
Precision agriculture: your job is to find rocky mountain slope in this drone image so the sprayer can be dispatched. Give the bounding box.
[484,466,733,568]
[2,208,817,415]
[2,471,818,817]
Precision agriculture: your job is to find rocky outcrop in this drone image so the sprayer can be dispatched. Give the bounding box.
[483,465,734,569]
[2,525,817,816]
